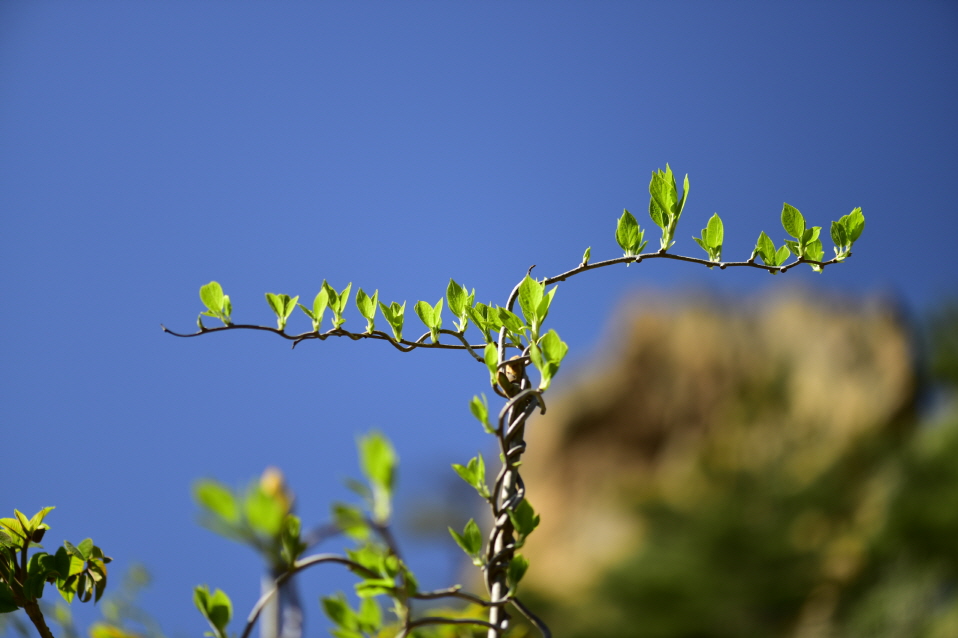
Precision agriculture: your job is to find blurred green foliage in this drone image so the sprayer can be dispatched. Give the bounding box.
[929,301,958,390]
[521,301,958,638]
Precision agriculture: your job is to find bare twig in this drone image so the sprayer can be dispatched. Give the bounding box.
[240,554,378,638]
[412,586,503,607]
[511,596,552,638]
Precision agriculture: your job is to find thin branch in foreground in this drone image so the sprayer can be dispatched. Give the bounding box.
[412,586,503,607]
[511,596,552,638]
[240,554,379,638]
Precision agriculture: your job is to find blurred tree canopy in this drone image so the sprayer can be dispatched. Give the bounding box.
[515,291,958,638]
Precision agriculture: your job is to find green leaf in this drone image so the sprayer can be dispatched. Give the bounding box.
[321,593,355,628]
[354,578,395,599]
[616,210,641,254]
[537,286,557,326]
[357,597,381,632]
[448,519,483,565]
[414,299,443,341]
[324,282,352,328]
[649,166,677,224]
[0,582,17,613]
[496,307,525,335]
[451,454,490,499]
[200,282,225,315]
[208,589,232,630]
[446,279,467,318]
[355,288,377,319]
[465,305,489,342]
[451,462,476,486]
[484,344,499,388]
[540,329,568,364]
[806,238,824,263]
[78,539,94,561]
[693,236,709,254]
[311,287,330,328]
[359,432,396,493]
[27,507,55,532]
[756,231,776,266]
[705,213,723,249]
[784,239,801,257]
[508,500,540,548]
[781,203,805,239]
[532,329,568,390]
[469,394,495,434]
[378,301,405,341]
[358,431,396,522]
[0,517,25,542]
[677,172,690,217]
[648,197,666,231]
[265,293,283,318]
[332,504,369,541]
[193,480,239,524]
[581,246,591,265]
[244,488,285,537]
[355,288,378,333]
[830,220,848,247]
[194,585,231,637]
[346,545,386,577]
[265,293,298,330]
[14,510,31,535]
[337,283,353,312]
[299,286,335,332]
[802,226,821,246]
[517,275,544,327]
[844,207,865,243]
[507,554,530,594]
[473,453,489,498]
[775,245,791,266]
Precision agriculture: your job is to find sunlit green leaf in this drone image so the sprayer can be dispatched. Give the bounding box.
[781,203,805,239]
[507,554,530,595]
[705,213,723,249]
[193,480,239,524]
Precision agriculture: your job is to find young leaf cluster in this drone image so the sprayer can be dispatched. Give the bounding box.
[199,282,232,329]
[751,203,863,273]
[193,585,232,638]
[192,468,301,569]
[648,164,690,251]
[529,330,569,391]
[452,454,491,501]
[831,207,865,261]
[1,507,111,626]
[692,213,724,264]
[517,276,557,343]
[448,519,484,567]
[320,593,380,638]
[615,210,648,260]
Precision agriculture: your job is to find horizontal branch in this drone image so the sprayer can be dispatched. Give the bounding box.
[506,251,848,311]
[412,585,503,607]
[161,324,488,361]
[406,616,497,631]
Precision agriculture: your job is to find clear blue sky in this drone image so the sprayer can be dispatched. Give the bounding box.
[2,1,956,635]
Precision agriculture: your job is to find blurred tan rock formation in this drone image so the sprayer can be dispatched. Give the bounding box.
[520,288,915,604]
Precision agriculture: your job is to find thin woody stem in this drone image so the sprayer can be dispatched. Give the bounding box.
[240,555,378,638]
[22,601,55,638]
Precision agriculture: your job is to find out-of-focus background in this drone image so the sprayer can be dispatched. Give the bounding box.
[2,2,957,637]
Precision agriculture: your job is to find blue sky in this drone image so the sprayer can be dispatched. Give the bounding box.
[2,1,956,635]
